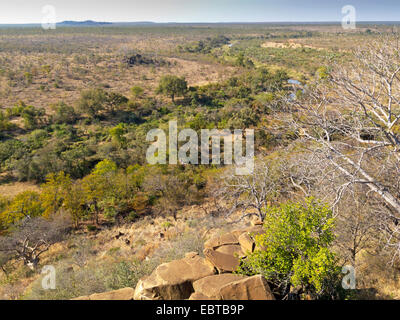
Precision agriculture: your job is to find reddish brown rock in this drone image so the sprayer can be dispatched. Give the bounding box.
[89,287,135,300]
[203,248,241,273]
[189,292,218,300]
[204,231,242,249]
[238,233,255,253]
[215,244,245,257]
[72,288,135,300]
[250,217,263,226]
[134,253,216,300]
[192,274,247,299]
[219,275,275,300]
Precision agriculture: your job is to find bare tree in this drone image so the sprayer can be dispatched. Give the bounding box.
[217,160,285,223]
[0,215,70,270]
[334,188,380,266]
[0,251,12,277]
[286,34,400,260]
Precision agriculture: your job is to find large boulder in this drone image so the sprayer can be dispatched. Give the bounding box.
[71,287,135,300]
[238,233,255,253]
[203,248,241,273]
[219,275,275,300]
[134,252,216,300]
[192,274,247,299]
[215,244,245,257]
[204,231,242,249]
[244,226,267,252]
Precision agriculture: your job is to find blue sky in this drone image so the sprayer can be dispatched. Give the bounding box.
[1,0,399,24]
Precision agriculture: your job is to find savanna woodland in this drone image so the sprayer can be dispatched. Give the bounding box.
[0,21,400,300]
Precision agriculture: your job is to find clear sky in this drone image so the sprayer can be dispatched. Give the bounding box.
[0,0,399,24]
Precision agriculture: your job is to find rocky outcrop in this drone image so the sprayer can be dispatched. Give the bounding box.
[71,225,275,301]
[71,287,135,300]
[124,54,170,67]
[219,275,275,300]
[134,252,216,300]
[133,226,274,300]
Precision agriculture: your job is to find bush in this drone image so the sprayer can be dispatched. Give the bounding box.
[237,198,341,299]
[50,102,78,124]
[131,86,144,98]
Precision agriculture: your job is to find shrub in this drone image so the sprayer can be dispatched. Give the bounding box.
[19,105,46,130]
[131,86,144,98]
[86,225,97,232]
[50,102,78,124]
[237,198,341,299]
[0,111,16,135]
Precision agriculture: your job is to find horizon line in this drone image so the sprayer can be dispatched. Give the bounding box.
[1,20,400,25]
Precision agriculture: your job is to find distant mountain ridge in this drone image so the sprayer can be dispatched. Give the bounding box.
[57,20,156,26]
[57,20,113,26]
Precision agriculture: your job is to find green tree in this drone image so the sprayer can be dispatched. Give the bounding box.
[40,172,72,218]
[237,198,341,299]
[76,88,108,118]
[107,92,128,114]
[63,181,85,228]
[156,75,187,103]
[77,89,127,117]
[82,159,118,224]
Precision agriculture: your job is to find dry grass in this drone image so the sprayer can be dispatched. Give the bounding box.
[0,182,40,198]
[0,33,237,112]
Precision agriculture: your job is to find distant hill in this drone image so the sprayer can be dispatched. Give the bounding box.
[57,20,156,27]
[57,20,113,26]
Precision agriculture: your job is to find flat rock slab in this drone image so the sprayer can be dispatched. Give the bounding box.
[204,231,242,249]
[192,274,247,299]
[219,275,275,300]
[204,248,241,273]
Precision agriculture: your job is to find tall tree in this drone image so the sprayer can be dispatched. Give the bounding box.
[156,75,187,103]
